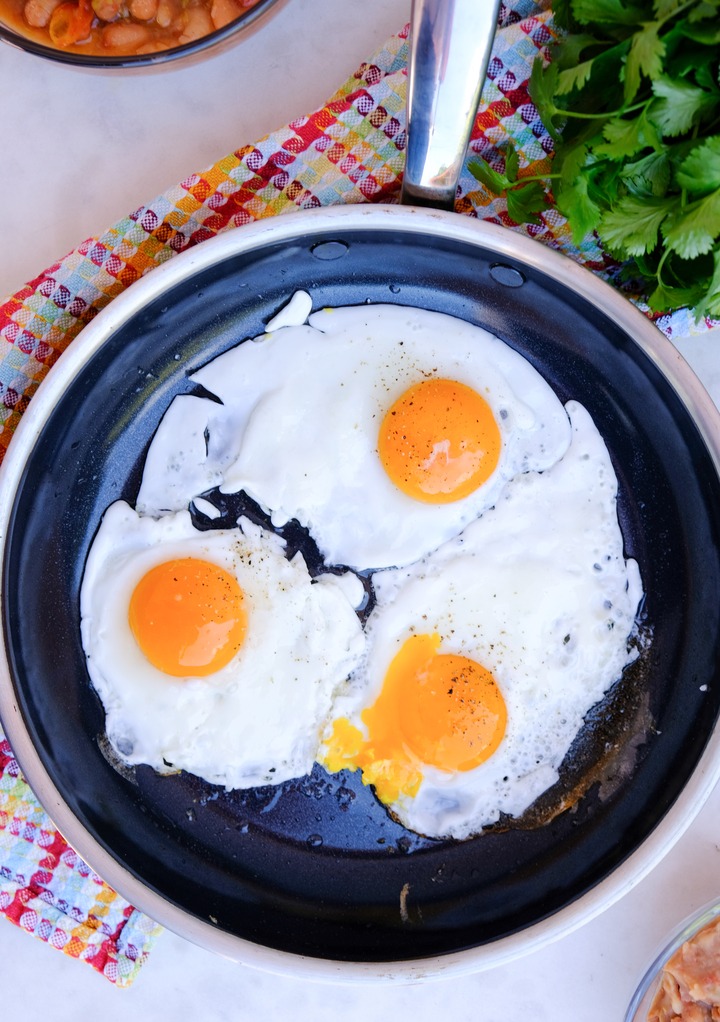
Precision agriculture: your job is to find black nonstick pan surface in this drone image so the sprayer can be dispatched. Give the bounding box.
[2,206,720,978]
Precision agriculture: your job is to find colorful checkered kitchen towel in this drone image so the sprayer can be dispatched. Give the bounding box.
[0,738,163,984]
[0,0,716,986]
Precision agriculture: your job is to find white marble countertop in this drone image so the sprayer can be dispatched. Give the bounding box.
[2,1,720,1018]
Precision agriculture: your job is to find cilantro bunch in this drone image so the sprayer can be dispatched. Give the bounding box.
[470,0,720,318]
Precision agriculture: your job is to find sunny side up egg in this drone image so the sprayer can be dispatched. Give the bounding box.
[135,296,572,570]
[319,401,644,841]
[80,501,365,789]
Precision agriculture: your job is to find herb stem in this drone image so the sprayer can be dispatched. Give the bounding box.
[513,173,562,185]
[656,247,673,288]
[558,101,646,121]
[656,0,696,29]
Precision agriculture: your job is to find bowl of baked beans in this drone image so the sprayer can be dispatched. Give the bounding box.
[625,898,720,1022]
[0,0,279,66]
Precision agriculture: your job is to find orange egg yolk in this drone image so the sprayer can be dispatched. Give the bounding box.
[129,557,247,677]
[321,633,507,805]
[378,378,502,503]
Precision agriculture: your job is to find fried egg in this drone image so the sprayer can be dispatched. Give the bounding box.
[319,401,644,840]
[80,501,365,789]
[136,297,571,570]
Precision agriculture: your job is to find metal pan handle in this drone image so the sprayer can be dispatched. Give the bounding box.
[401,0,501,209]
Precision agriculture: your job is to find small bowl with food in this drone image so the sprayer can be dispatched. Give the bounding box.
[0,0,280,66]
[625,898,720,1022]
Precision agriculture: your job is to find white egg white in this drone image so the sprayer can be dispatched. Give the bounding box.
[80,502,365,789]
[136,298,572,570]
[326,401,644,840]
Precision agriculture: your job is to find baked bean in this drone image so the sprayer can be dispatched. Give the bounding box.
[90,0,120,20]
[128,0,158,22]
[178,3,213,42]
[101,18,150,47]
[22,0,61,28]
[210,0,238,29]
[154,0,177,28]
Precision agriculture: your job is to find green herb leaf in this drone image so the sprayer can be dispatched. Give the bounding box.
[653,0,688,17]
[688,0,720,23]
[680,19,720,41]
[557,59,597,94]
[552,0,575,31]
[506,181,547,225]
[676,138,720,195]
[598,195,676,256]
[695,250,720,318]
[528,60,564,141]
[554,32,602,69]
[572,0,645,27]
[595,110,662,159]
[469,148,547,226]
[467,159,508,194]
[624,22,665,101]
[647,278,709,311]
[505,145,520,184]
[649,75,717,136]
[695,58,719,91]
[662,189,720,258]
[557,175,603,241]
[620,148,672,196]
[558,140,592,185]
[469,0,720,317]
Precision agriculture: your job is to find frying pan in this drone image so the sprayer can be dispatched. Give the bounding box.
[2,0,720,983]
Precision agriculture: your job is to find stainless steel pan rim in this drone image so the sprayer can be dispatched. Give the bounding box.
[2,203,720,983]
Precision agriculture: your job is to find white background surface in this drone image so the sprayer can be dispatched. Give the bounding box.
[2,0,720,1018]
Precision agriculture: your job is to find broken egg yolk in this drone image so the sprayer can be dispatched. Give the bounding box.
[378,378,502,503]
[129,557,247,677]
[322,633,507,805]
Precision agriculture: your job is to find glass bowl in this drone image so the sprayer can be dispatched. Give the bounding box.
[625,897,720,1021]
[0,0,280,69]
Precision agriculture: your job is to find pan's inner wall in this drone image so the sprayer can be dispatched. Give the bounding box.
[4,225,720,961]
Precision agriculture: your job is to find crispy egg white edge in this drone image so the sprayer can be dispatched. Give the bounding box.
[323,400,645,840]
[80,502,366,789]
[136,298,573,570]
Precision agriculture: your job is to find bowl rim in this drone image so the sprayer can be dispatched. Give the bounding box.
[0,0,280,68]
[624,895,720,1021]
[2,204,720,983]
